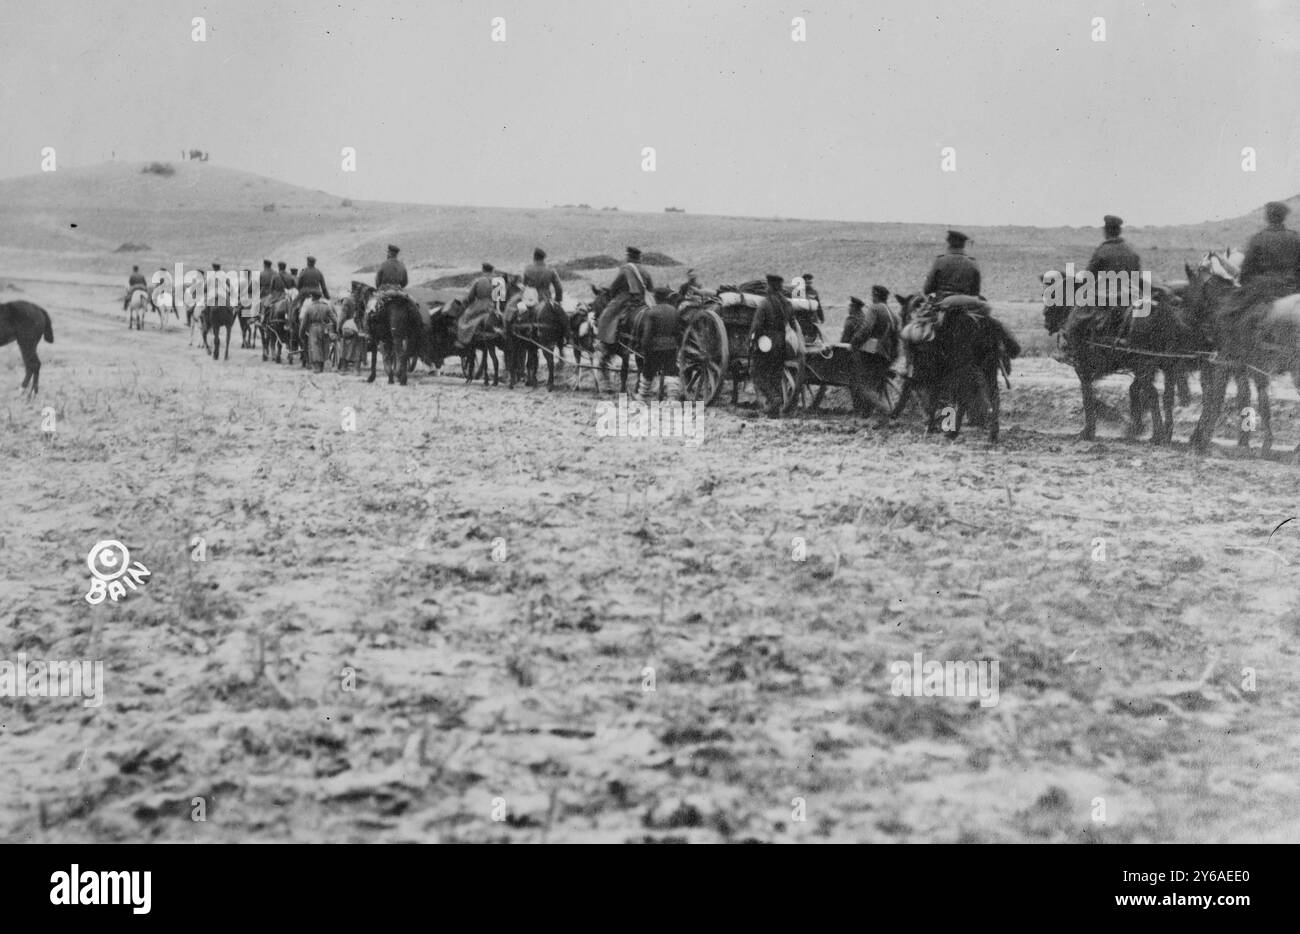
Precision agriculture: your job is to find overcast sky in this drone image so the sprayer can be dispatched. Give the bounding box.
[1,0,1297,226]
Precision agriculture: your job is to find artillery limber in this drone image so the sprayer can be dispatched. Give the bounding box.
[676,284,902,417]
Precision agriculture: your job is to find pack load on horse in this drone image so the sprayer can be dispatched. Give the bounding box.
[891,230,1020,440]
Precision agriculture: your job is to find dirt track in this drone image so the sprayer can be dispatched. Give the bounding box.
[3,286,1300,843]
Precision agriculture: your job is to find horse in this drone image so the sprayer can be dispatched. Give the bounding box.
[260,295,291,363]
[0,301,53,398]
[895,294,1002,442]
[505,292,569,390]
[585,285,647,394]
[126,288,152,331]
[206,302,237,361]
[1184,261,1300,456]
[1040,269,1200,444]
[456,274,521,387]
[155,289,176,329]
[366,288,424,386]
[1185,252,1270,448]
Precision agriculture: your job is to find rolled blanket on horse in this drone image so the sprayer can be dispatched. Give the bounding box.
[596,294,640,344]
[1223,276,1296,327]
[458,300,503,346]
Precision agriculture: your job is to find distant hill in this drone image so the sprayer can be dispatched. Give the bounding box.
[1,161,1296,312]
[0,161,347,212]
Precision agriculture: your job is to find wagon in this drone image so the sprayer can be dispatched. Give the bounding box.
[676,289,903,417]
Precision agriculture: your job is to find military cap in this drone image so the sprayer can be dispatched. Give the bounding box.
[626,246,642,260]
[290,267,299,275]
[277,261,287,269]
[946,230,969,246]
[653,285,673,301]
[306,256,317,264]
[765,273,784,287]
[533,247,546,261]
[387,244,400,254]
[131,265,139,271]
[802,273,814,281]
[871,285,890,301]
[481,262,494,273]
[212,262,222,270]
[1103,214,1123,229]
[263,259,272,266]
[848,295,865,308]
[1265,201,1290,222]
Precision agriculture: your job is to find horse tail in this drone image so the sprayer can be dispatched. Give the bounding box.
[42,307,54,343]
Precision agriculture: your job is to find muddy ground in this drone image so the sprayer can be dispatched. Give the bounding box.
[2,279,1299,843]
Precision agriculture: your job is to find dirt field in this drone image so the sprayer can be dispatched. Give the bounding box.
[3,269,1300,844]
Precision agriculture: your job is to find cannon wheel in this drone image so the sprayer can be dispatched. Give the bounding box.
[878,366,906,417]
[678,307,729,407]
[780,328,806,414]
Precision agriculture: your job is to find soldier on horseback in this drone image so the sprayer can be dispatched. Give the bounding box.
[596,246,653,391]
[522,247,563,307]
[1239,201,1300,291]
[906,229,1019,374]
[371,243,409,322]
[123,265,148,311]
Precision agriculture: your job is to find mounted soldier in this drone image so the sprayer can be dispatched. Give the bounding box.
[748,273,797,418]
[278,262,296,291]
[123,265,149,311]
[907,229,1019,374]
[372,243,409,323]
[375,244,408,291]
[296,255,329,303]
[459,262,503,346]
[596,246,653,391]
[522,247,564,308]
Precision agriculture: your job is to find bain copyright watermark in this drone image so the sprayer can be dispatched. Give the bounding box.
[85,540,151,605]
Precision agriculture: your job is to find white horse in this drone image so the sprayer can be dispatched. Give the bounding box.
[126,288,152,330]
[153,290,175,330]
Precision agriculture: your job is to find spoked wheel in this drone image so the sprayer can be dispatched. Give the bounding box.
[779,326,806,414]
[677,307,729,406]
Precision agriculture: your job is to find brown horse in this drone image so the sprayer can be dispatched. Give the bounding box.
[506,296,569,390]
[1041,270,1201,444]
[366,288,424,386]
[0,301,54,397]
[895,294,1002,442]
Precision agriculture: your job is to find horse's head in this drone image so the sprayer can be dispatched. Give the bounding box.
[1040,269,1072,334]
[894,293,919,322]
